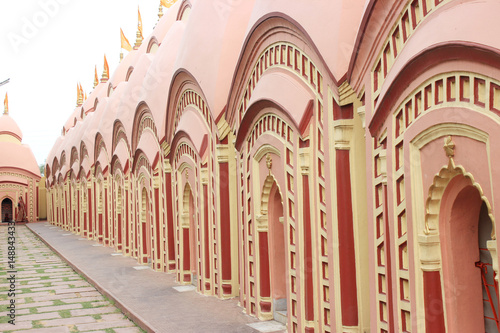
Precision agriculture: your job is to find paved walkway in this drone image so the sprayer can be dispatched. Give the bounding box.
[0,224,142,333]
[23,222,286,333]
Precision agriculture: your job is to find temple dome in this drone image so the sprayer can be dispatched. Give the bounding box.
[0,112,40,177]
[0,113,23,142]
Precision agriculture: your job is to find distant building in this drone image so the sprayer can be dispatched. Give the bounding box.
[0,99,43,222]
[44,1,500,331]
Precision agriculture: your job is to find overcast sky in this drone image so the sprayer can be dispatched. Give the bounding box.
[0,0,163,166]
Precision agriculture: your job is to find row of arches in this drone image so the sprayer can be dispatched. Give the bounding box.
[43,0,500,332]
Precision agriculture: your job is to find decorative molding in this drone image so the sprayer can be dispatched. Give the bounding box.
[174,89,213,137]
[487,240,499,282]
[255,214,268,232]
[333,121,354,149]
[357,105,366,129]
[216,144,229,163]
[418,234,441,271]
[217,116,231,141]
[299,147,309,175]
[371,0,453,100]
[339,81,356,106]
[253,144,280,163]
[265,154,272,175]
[200,168,208,185]
[237,41,323,124]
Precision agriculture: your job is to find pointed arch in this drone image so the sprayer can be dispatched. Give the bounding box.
[165,70,216,143]
[226,15,329,127]
[94,132,108,165]
[176,0,192,21]
[425,160,496,239]
[112,120,130,153]
[132,102,158,153]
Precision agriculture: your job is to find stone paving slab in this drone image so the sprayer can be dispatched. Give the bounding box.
[0,225,144,333]
[27,222,283,333]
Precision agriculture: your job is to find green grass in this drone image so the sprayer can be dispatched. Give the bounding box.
[92,314,102,320]
[32,320,43,328]
[81,301,95,309]
[52,299,66,306]
[29,307,38,314]
[59,309,71,318]
[24,297,34,303]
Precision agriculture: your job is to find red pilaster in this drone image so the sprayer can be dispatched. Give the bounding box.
[125,187,129,253]
[183,228,191,281]
[336,149,359,326]
[88,187,93,235]
[302,174,314,322]
[77,189,80,233]
[166,172,175,270]
[424,271,446,332]
[384,184,395,332]
[203,184,210,284]
[105,188,109,244]
[36,186,39,220]
[155,187,161,266]
[219,162,232,294]
[259,231,270,297]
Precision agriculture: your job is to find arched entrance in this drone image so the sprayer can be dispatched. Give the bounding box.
[439,174,499,332]
[141,188,152,264]
[478,201,499,332]
[182,184,197,285]
[258,177,287,322]
[2,198,13,222]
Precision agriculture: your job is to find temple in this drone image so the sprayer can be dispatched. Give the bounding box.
[0,94,44,223]
[43,0,500,331]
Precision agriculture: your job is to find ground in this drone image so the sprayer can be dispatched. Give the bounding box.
[0,225,142,333]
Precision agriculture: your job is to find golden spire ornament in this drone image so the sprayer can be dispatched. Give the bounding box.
[3,92,8,115]
[134,7,143,49]
[76,83,83,106]
[158,1,164,20]
[94,66,99,88]
[101,55,109,83]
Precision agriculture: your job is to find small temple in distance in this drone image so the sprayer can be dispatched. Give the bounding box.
[0,93,45,223]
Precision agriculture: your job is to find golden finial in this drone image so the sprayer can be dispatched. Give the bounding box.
[93,65,99,88]
[101,54,109,83]
[3,93,8,115]
[134,7,143,49]
[76,83,83,106]
[266,153,272,175]
[158,1,164,19]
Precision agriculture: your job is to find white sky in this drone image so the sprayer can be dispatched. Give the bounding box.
[0,0,163,166]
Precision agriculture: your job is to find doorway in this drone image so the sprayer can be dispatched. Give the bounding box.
[2,198,13,222]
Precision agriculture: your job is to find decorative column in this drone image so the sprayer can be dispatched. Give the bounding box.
[153,170,163,271]
[104,177,110,245]
[299,144,315,332]
[334,119,359,328]
[201,167,211,294]
[256,213,272,320]
[124,177,130,255]
[217,142,233,296]
[164,158,176,271]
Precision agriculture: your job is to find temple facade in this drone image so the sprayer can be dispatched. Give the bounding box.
[44,0,500,332]
[0,98,42,223]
